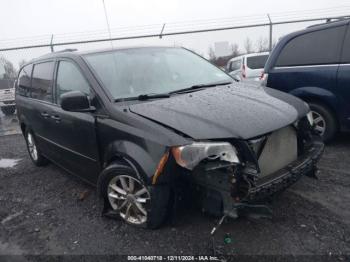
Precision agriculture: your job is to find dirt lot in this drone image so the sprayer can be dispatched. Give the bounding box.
[0,115,349,260]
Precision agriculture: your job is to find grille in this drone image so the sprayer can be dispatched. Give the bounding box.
[257,126,297,178]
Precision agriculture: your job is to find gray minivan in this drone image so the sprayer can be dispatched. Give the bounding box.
[16,47,323,228]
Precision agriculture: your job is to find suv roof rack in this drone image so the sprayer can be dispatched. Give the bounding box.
[307,16,350,28]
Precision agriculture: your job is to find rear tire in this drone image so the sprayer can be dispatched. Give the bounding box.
[1,106,16,116]
[24,130,49,166]
[309,102,337,142]
[98,162,170,229]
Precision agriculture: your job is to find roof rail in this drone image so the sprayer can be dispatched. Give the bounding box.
[54,48,78,53]
[307,16,350,28]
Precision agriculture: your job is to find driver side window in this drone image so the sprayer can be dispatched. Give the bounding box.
[56,60,90,104]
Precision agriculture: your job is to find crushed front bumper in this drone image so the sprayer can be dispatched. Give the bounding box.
[247,141,324,201]
[193,140,324,218]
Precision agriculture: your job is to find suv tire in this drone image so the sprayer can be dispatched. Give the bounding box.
[309,102,337,142]
[24,130,49,166]
[98,162,171,229]
[1,106,16,116]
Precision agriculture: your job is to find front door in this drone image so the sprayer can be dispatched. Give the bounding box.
[47,59,101,184]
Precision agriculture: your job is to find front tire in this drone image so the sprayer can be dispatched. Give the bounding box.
[1,106,16,116]
[309,102,337,142]
[98,162,170,229]
[24,130,49,166]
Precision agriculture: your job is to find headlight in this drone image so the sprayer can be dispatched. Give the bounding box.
[172,142,240,170]
[306,111,314,126]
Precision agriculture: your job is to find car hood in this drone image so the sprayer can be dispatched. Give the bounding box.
[129,83,309,140]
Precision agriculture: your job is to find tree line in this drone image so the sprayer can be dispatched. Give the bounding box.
[208,36,275,67]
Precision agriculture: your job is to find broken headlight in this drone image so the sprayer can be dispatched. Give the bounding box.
[172,142,240,170]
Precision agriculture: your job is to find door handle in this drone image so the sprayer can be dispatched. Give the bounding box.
[40,112,50,118]
[51,115,61,123]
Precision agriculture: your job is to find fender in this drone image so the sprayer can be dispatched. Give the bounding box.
[289,86,339,112]
[103,140,168,184]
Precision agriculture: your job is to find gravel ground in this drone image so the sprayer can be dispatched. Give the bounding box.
[0,123,349,260]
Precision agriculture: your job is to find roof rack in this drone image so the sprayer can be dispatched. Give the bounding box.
[307,16,350,28]
[54,48,78,53]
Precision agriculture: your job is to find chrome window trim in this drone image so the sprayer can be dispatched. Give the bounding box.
[274,63,350,70]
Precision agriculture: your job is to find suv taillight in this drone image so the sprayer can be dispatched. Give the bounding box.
[242,64,246,78]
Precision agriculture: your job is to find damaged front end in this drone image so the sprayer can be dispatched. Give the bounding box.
[159,116,324,219]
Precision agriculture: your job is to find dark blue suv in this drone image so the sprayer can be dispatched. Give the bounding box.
[263,18,350,141]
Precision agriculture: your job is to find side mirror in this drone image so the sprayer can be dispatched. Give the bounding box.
[60,91,95,112]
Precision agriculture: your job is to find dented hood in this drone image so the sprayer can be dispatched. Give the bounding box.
[129,83,309,140]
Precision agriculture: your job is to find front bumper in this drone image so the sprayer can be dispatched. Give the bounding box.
[193,140,324,218]
[247,140,324,201]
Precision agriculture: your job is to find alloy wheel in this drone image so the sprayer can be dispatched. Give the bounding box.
[27,133,38,161]
[312,110,326,136]
[107,175,150,225]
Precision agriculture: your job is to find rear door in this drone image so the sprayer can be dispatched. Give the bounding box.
[46,59,100,184]
[337,24,350,130]
[245,54,269,80]
[267,25,346,96]
[25,61,57,154]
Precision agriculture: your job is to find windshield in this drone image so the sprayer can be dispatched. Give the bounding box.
[246,55,269,69]
[84,48,232,100]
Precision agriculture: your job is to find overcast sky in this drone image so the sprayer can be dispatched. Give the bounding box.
[1,0,350,68]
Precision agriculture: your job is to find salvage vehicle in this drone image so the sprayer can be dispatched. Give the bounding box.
[262,18,350,141]
[15,47,323,229]
[0,79,16,115]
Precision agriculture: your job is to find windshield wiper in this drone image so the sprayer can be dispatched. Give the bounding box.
[137,93,170,100]
[170,81,233,94]
[115,93,170,102]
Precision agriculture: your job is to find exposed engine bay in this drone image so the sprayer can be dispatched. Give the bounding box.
[177,117,324,219]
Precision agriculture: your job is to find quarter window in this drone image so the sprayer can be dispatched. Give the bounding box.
[17,64,33,96]
[31,62,54,102]
[56,61,90,104]
[276,26,346,67]
[341,26,350,63]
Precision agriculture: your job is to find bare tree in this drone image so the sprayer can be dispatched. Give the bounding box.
[255,37,269,52]
[244,37,254,54]
[0,56,17,79]
[230,43,240,57]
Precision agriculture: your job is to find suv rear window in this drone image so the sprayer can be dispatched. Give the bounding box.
[246,55,268,69]
[31,62,54,102]
[276,26,346,67]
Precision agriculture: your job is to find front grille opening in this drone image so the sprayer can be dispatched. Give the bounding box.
[256,126,297,178]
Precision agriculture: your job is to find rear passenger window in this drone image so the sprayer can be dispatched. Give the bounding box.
[17,64,33,96]
[341,27,350,63]
[276,26,346,67]
[56,61,90,104]
[247,55,269,69]
[31,62,54,102]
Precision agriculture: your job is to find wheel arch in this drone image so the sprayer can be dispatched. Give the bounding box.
[101,140,168,185]
[289,87,339,119]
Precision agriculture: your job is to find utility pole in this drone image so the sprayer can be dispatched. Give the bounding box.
[267,14,273,51]
[50,34,54,52]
